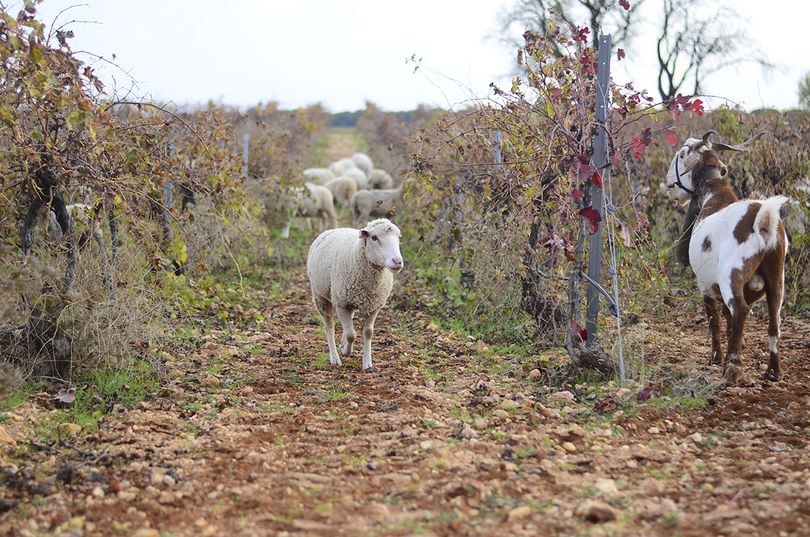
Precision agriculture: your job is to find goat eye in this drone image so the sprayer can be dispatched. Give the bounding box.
[371,236,379,242]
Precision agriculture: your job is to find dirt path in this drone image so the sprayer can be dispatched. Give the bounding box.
[2,131,809,536]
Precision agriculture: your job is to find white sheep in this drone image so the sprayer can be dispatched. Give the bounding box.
[351,183,405,225]
[307,218,404,371]
[367,169,394,190]
[351,152,374,175]
[281,183,338,239]
[324,176,358,209]
[342,167,368,190]
[329,158,356,177]
[302,168,335,185]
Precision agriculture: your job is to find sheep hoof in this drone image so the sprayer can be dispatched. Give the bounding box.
[330,356,342,367]
[708,353,722,366]
[362,365,375,373]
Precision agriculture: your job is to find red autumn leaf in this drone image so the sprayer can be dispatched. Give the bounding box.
[619,0,630,9]
[572,187,583,201]
[591,170,603,188]
[570,319,587,344]
[664,131,678,146]
[578,207,602,233]
[687,98,704,116]
[617,48,625,61]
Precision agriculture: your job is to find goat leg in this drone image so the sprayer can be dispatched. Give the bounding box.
[723,298,748,384]
[702,296,723,366]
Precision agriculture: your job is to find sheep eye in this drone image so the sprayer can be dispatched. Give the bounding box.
[371,235,379,242]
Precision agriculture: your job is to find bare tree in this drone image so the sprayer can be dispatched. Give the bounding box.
[495,0,645,57]
[656,0,774,101]
[498,0,645,56]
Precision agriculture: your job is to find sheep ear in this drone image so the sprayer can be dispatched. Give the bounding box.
[720,164,728,177]
[359,229,369,238]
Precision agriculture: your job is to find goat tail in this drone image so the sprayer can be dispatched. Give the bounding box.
[754,195,789,250]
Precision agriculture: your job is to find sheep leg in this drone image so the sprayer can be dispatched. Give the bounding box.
[723,297,748,383]
[764,280,784,382]
[703,295,723,366]
[361,309,380,372]
[336,307,356,357]
[315,297,341,366]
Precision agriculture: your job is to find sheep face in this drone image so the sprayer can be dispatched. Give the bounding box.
[360,221,403,272]
[665,137,706,200]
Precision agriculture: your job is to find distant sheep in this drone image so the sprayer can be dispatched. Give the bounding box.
[351,153,374,175]
[306,218,404,371]
[351,183,405,225]
[302,168,335,185]
[324,176,358,209]
[343,167,368,190]
[329,158,356,177]
[281,183,338,238]
[367,169,394,190]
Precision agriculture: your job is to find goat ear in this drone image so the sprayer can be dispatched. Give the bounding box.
[359,229,369,238]
[720,164,728,177]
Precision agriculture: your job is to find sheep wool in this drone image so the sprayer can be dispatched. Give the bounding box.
[307,219,404,371]
[325,176,358,209]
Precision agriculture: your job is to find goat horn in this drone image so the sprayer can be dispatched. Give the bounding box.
[711,132,767,152]
[696,130,717,149]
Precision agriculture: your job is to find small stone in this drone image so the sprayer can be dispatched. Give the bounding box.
[91,486,105,498]
[562,442,577,453]
[576,500,618,523]
[349,401,359,409]
[57,423,82,438]
[133,529,160,537]
[648,426,661,434]
[688,432,704,445]
[162,475,176,487]
[548,390,575,404]
[615,388,630,397]
[492,409,509,419]
[507,505,533,520]
[419,440,434,451]
[528,368,542,380]
[473,417,488,430]
[594,478,618,495]
[0,425,16,448]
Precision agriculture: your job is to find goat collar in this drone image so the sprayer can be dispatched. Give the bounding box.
[673,157,695,195]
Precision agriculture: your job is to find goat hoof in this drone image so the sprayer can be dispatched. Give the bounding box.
[764,369,780,382]
[362,366,375,373]
[709,355,722,366]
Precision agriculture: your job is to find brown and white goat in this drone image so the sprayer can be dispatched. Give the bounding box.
[666,131,788,382]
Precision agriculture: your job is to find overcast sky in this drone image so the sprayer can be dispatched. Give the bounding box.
[30,1,810,112]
